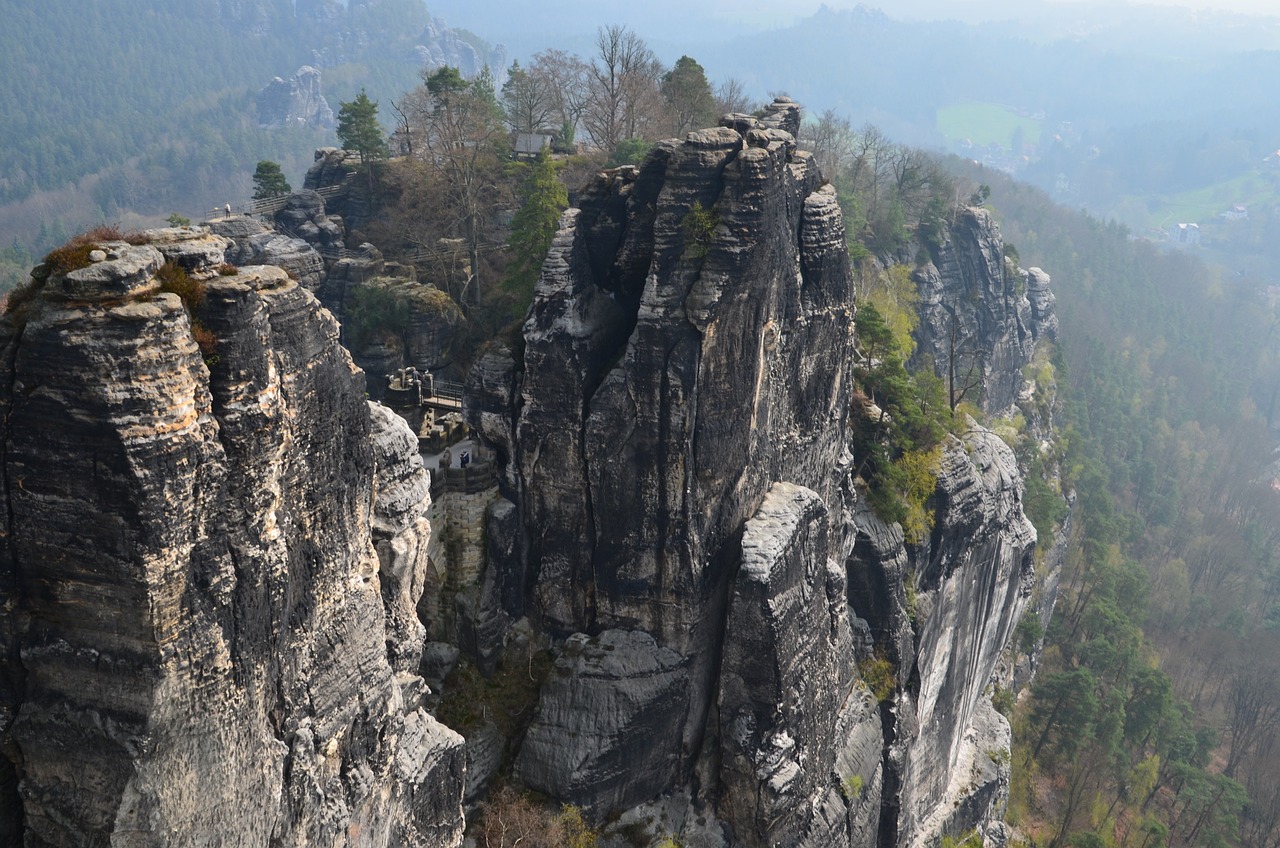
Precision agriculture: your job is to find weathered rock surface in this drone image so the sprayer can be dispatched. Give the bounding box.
[515,630,688,816]
[719,483,882,848]
[466,111,1056,847]
[206,215,327,291]
[912,208,1055,414]
[273,189,344,253]
[471,116,879,839]
[340,276,467,391]
[894,427,1036,848]
[304,146,358,192]
[0,106,1060,846]
[256,65,335,129]
[316,241,385,314]
[0,232,464,845]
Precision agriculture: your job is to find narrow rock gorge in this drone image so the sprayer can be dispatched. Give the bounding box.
[0,104,1061,847]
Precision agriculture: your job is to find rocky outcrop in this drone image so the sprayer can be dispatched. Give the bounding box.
[339,275,467,397]
[515,630,688,816]
[719,484,882,848]
[273,189,344,253]
[304,147,358,193]
[0,104,1060,846]
[207,215,327,290]
[472,107,869,839]
[912,208,1056,415]
[893,427,1036,848]
[467,105,1054,847]
[303,149,372,232]
[0,231,464,845]
[413,18,509,86]
[256,65,335,129]
[316,241,386,314]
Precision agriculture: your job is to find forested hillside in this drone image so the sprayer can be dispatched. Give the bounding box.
[0,0,499,251]
[947,161,1280,848]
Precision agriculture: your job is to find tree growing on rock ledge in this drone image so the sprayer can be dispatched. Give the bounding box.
[337,89,389,194]
[505,148,567,315]
[251,160,291,199]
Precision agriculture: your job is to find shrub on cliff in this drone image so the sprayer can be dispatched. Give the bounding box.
[343,284,411,351]
[156,260,215,358]
[852,300,950,539]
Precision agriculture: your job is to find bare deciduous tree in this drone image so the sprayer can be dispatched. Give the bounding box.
[501,60,556,136]
[530,49,590,141]
[582,24,663,151]
[714,77,757,116]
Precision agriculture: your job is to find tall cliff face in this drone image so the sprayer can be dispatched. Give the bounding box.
[469,104,1052,848]
[912,207,1056,415]
[0,231,464,846]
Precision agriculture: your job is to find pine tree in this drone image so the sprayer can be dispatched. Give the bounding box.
[336,89,389,166]
[251,160,291,199]
[661,55,716,136]
[505,148,567,312]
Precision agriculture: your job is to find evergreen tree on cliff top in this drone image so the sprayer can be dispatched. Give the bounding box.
[251,160,291,200]
[662,55,717,136]
[337,89,389,166]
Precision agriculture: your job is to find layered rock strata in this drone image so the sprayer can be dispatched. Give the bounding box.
[0,232,464,845]
[206,214,326,290]
[912,207,1056,414]
[470,108,1050,847]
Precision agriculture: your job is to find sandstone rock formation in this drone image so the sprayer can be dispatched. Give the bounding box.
[466,105,1053,847]
[273,190,345,254]
[911,207,1056,414]
[207,214,327,290]
[0,103,1060,846]
[256,65,335,129]
[413,18,509,85]
[0,230,464,846]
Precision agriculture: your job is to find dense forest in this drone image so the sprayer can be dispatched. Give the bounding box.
[0,0,501,261]
[937,161,1280,848]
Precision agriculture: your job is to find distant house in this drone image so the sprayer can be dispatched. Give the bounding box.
[1221,204,1249,221]
[1170,223,1201,245]
[514,131,555,159]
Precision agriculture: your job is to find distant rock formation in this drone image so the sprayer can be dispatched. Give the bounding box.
[256,65,335,129]
[0,228,465,846]
[413,18,509,86]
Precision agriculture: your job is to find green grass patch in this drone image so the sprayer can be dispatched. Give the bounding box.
[937,102,1042,150]
[1113,168,1280,231]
